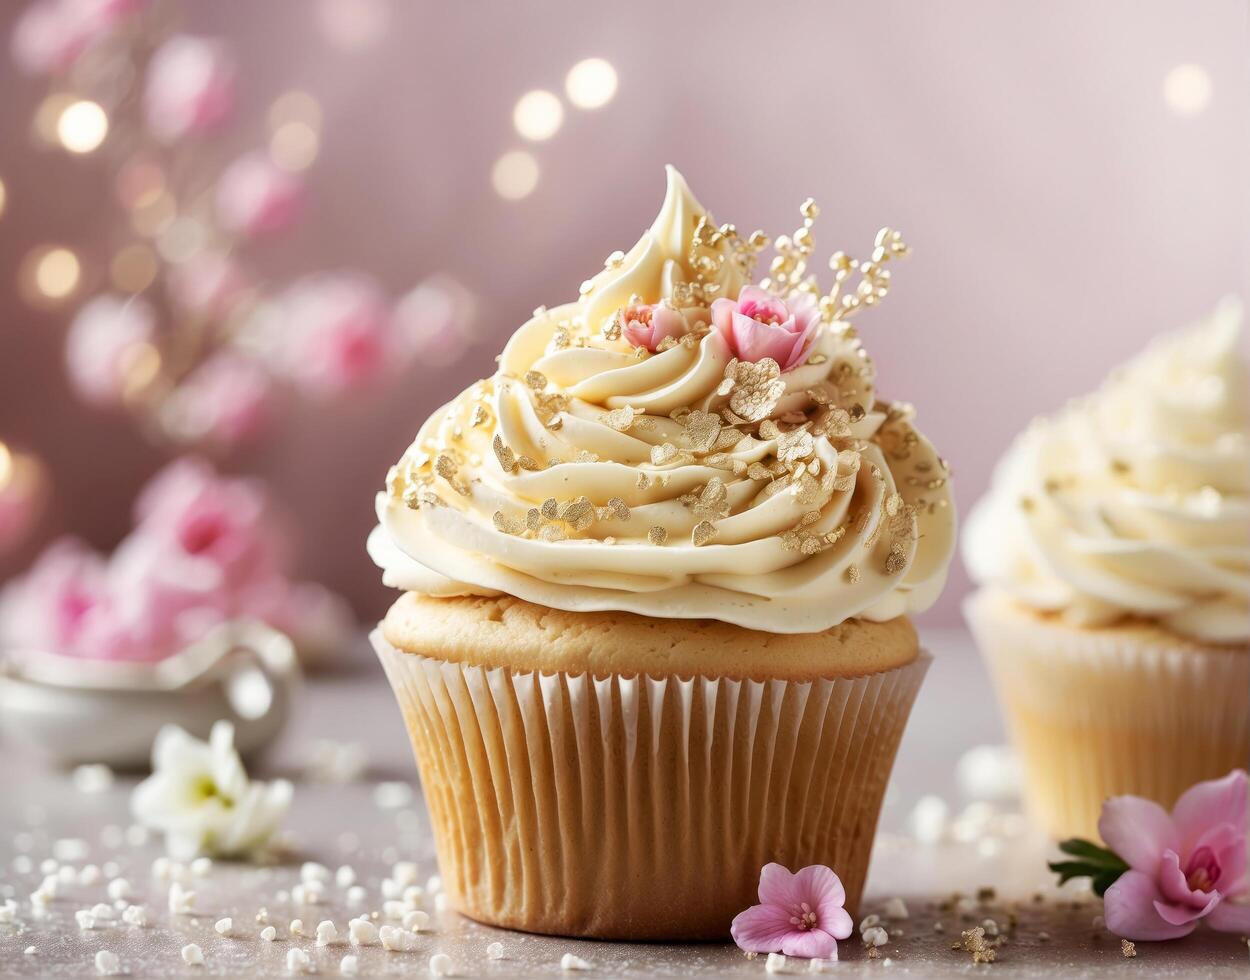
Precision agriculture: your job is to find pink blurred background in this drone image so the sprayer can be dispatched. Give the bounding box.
[1,0,1246,628]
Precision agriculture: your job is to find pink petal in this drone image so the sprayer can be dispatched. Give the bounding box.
[730,902,797,953]
[710,297,736,338]
[756,863,803,908]
[791,865,851,938]
[737,285,788,324]
[1099,795,1177,873]
[1207,899,1250,933]
[780,929,838,960]
[1153,893,1219,927]
[1104,870,1197,941]
[1172,770,1248,854]
[1157,849,1215,908]
[731,313,792,365]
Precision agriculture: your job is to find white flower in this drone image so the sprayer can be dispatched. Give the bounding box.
[131,721,292,860]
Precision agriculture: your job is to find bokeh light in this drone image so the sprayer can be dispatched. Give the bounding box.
[31,247,81,300]
[115,157,166,211]
[57,100,109,154]
[0,442,11,489]
[512,90,564,141]
[270,122,320,171]
[0,178,7,220]
[157,217,208,264]
[269,90,323,131]
[111,244,159,293]
[316,0,390,50]
[565,58,618,109]
[130,190,177,238]
[492,150,540,200]
[33,93,77,145]
[1163,64,1212,115]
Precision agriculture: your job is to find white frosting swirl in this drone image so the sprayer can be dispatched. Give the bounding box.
[964,298,1250,643]
[370,167,955,634]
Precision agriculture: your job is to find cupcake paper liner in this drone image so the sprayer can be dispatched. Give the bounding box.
[373,629,929,940]
[966,591,1250,840]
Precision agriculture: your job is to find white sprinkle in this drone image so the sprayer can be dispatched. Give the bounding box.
[59,865,78,885]
[346,885,367,908]
[882,897,909,920]
[981,918,999,937]
[292,881,325,905]
[76,910,98,930]
[335,865,356,888]
[290,918,305,937]
[181,943,204,966]
[392,861,419,886]
[383,900,407,920]
[403,885,425,907]
[340,954,359,976]
[380,924,413,951]
[261,925,277,941]
[933,921,945,934]
[91,903,115,921]
[168,882,195,914]
[426,875,442,894]
[429,952,453,976]
[0,899,17,923]
[107,879,131,902]
[486,941,504,960]
[373,782,414,809]
[301,862,330,883]
[809,958,837,974]
[348,917,379,946]
[95,949,122,975]
[214,917,233,937]
[859,914,881,932]
[316,920,339,946]
[434,893,449,912]
[404,909,430,932]
[863,925,889,947]
[381,878,402,900]
[561,952,592,971]
[24,946,37,956]
[766,951,788,974]
[190,857,213,878]
[286,947,310,973]
[151,857,173,880]
[122,905,148,927]
[74,764,114,794]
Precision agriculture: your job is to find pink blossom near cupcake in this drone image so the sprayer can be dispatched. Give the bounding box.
[963,298,1250,838]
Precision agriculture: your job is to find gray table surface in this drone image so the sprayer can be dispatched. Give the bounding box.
[3,629,1246,978]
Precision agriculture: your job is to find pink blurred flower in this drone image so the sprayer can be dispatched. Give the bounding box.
[711,285,820,371]
[621,302,687,352]
[215,153,303,239]
[0,538,108,653]
[1101,770,1250,941]
[393,276,476,368]
[144,35,235,142]
[271,272,397,395]
[731,864,853,960]
[168,252,250,318]
[239,579,354,668]
[11,1,88,75]
[65,295,157,407]
[161,352,271,448]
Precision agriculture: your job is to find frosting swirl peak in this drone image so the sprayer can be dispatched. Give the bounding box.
[370,168,955,633]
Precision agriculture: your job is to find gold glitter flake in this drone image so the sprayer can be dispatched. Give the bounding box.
[470,405,491,427]
[691,520,718,546]
[492,435,518,474]
[492,511,524,535]
[682,478,730,520]
[602,313,622,341]
[636,472,652,491]
[846,565,861,584]
[884,541,908,575]
[524,370,548,391]
[682,410,722,453]
[1121,940,1136,958]
[650,443,694,467]
[603,406,636,431]
[960,927,996,964]
[647,525,669,546]
[718,358,786,423]
[600,497,631,522]
[558,497,596,532]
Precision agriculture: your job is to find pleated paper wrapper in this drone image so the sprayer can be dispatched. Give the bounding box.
[966,590,1250,841]
[373,629,928,940]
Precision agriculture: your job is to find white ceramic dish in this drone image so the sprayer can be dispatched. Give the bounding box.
[0,620,299,769]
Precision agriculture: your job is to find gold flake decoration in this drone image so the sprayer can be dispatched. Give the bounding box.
[603,406,636,431]
[540,497,559,520]
[602,313,622,341]
[517,454,544,471]
[647,525,668,546]
[776,426,815,468]
[656,335,679,352]
[524,370,548,391]
[845,565,861,584]
[780,511,845,555]
[691,520,718,546]
[1120,940,1136,958]
[539,524,568,542]
[884,541,908,575]
[812,406,852,439]
[636,472,651,491]
[650,443,694,467]
[492,435,518,474]
[682,410,722,453]
[600,497,631,522]
[492,511,524,535]
[558,497,596,532]
[959,927,996,964]
[682,478,730,520]
[717,357,786,423]
[470,404,491,427]
[525,508,544,532]
[746,462,775,482]
[433,453,470,496]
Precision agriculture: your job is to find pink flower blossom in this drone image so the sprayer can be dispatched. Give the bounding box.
[730,864,853,960]
[1101,770,1250,941]
[144,35,235,142]
[0,538,109,654]
[270,272,397,395]
[393,276,476,368]
[11,1,89,75]
[65,295,157,407]
[620,302,687,352]
[168,252,250,318]
[161,352,271,448]
[215,153,303,239]
[711,285,820,371]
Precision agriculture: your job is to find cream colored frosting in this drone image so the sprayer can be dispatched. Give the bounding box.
[964,298,1250,643]
[370,167,955,634]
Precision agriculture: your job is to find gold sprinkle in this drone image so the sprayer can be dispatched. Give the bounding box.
[636,472,651,491]
[884,542,908,575]
[541,497,559,520]
[524,370,547,391]
[492,435,518,474]
[648,526,668,546]
[603,406,636,431]
[602,313,622,341]
[538,524,567,542]
[846,565,861,584]
[517,455,543,471]
[470,405,490,427]
[719,357,786,422]
[691,521,717,546]
[559,497,595,532]
[1121,940,1136,958]
[492,511,523,535]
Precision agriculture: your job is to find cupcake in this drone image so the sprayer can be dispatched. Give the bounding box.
[964,299,1250,840]
[369,167,956,939]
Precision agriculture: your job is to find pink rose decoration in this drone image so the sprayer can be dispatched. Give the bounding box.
[1101,770,1250,940]
[711,285,820,371]
[161,352,271,448]
[621,302,687,352]
[730,863,853,960]
[271,272,398,395]
[144,35,235,142]
[168,252,250,318]
[215,153,304,239]
[65,295,157,407]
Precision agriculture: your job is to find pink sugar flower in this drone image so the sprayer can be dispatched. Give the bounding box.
[621,302,687,352]
[711,285,820,371]
[730,863,853,960]
[1099,770,1250,941]
[161,352,271,448]
[144,35,235,142]
[65,295,157,407]
[215,153,304,239]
